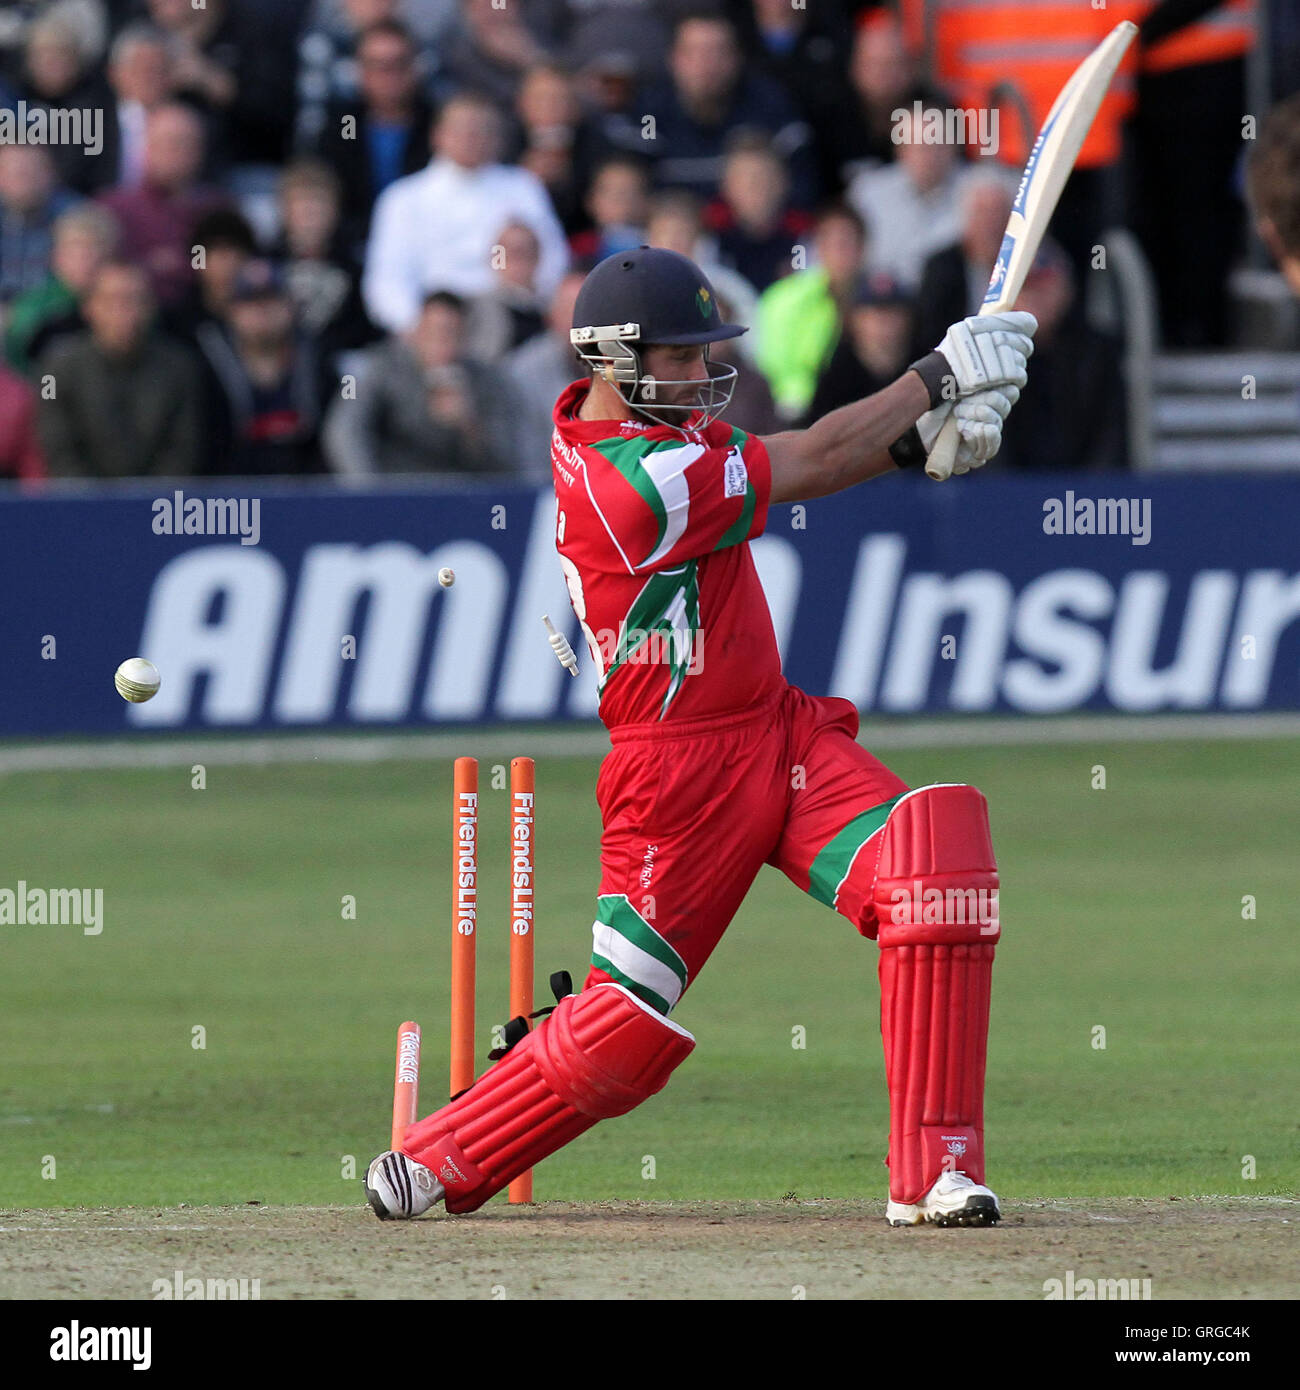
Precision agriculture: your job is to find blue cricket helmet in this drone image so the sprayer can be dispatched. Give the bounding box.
[569,246,746,427]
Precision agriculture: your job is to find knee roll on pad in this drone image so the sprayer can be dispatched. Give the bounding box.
[401,983,694,1213]
[873,783,999,949]
[871,784,999,1204]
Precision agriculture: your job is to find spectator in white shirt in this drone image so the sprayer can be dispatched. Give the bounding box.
[361,91,569,332]
[845,98,974,292]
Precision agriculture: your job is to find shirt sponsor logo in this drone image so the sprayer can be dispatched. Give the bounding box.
[552,431,582,482]
[724,453,748,499]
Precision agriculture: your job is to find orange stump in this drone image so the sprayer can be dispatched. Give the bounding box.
[508,756,536,1204]
[391,1021,421,1151]
[451,756,478,1099]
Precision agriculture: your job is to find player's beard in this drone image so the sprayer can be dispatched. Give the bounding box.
[628,374,717,427]
[631,394,703,432]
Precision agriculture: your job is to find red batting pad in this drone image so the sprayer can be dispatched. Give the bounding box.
[401,983,694,1213]
[872,785,999,1203]
[878,942,996,1201]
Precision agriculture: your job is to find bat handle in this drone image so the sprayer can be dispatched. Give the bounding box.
[924,412,960,481]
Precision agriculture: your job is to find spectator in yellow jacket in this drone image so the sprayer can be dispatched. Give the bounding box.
[755,202,865,420]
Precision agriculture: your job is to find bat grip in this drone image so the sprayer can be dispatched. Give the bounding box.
[925,413,960,481]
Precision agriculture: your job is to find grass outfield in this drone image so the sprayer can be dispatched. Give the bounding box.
[1,734,1296,1211]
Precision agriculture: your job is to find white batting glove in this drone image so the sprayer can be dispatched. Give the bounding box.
[917,383,1022,474]
[916,402,979,473]
[934,312,1037,396]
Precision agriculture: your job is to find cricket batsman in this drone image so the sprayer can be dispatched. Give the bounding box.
[367,246,1036,1227]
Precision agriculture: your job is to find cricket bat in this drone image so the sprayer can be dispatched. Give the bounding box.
[925,19,1138,481]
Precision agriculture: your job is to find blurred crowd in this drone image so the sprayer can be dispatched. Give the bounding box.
[0,0,1292,484]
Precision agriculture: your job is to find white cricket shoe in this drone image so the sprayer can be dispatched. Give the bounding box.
[365,1151,444,1220]
[886,1171,1001,1228]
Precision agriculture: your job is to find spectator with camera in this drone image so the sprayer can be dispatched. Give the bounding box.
[324,289,514,475]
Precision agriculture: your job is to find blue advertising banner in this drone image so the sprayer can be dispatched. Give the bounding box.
[2,474,1298,736]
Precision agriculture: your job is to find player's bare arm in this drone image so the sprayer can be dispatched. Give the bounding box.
[764,311,1039,505]
[762,372,930,504]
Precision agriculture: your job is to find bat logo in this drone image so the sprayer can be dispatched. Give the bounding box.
[1013,125,1051,215]
[983,235,1014,304]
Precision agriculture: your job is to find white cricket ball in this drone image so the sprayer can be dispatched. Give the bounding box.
[114,657,161,703]
[438,568,455,588]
